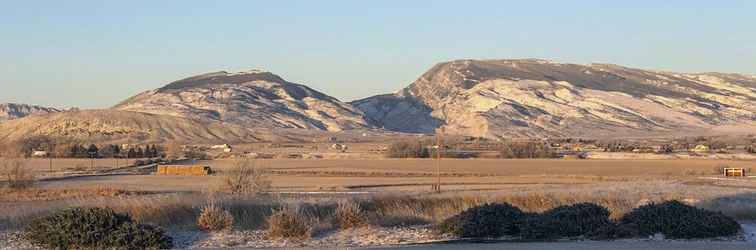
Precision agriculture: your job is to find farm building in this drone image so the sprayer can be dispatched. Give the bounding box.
[211,144,232,152]
[691,144,710,153]
[156,165,212,176]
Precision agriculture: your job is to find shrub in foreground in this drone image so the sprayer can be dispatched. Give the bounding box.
[334,200,367,229]
[520,203,612,239]
[438,203,524,238]
[619,200,741,239]
[197,202,234,232]
[266,207,314,240]
[105,222,174,249]
[24,207,172,249]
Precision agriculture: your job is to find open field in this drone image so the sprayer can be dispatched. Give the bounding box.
[4,157,756,249]
[11,158,144,176]
[17,158,754,193]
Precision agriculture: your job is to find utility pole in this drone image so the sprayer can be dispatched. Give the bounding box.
[434,128,444,192]
[49,153,53,173]
[48,143,55,173]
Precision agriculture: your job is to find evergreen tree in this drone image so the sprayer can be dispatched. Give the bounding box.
[87,144,99,158]
[112,145,121,158]
[136,147,145,158]
[127,148,136,158]
[150,144,159,158]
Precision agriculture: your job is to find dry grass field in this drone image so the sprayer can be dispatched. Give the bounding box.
[13,158,143,175]
[4,157,756,248]
[19,158,754,193]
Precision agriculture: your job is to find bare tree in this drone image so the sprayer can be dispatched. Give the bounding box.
[222,159,270,195]
[163,141,184,161]
[2,157,35,190]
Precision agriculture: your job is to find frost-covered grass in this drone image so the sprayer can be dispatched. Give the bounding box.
[4,179,756,232]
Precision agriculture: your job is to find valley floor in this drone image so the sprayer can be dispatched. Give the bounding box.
[4,158,756,249]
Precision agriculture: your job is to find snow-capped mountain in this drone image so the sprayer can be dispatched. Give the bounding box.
[0,103,60,123]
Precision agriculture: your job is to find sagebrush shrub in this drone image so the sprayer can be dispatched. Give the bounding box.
[438,203,524,238]
[24,207,172,249]
[520,203,612,239]
[197,202,234,232]
[334,200,367,229]
[266,207,313,240]
[105,222,173,249]
[619,200,741,239]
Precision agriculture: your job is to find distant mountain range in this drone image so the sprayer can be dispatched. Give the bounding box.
[1,59,754,143]
[0,103,60,122]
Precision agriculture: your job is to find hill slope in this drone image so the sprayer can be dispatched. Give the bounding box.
[353,59,756,138]
[0,103,60,123]
[113,70,371,131]
[0,110,293,143]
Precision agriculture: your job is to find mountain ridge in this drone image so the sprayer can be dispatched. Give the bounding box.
[353,59,756,138]
[0,103,61,123]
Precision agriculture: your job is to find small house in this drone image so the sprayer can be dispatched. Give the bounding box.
[32,150,48,157]
[211,144,231,150]
[331,143,348,152]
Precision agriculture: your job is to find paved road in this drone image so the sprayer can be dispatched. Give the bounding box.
[375,241,756,250]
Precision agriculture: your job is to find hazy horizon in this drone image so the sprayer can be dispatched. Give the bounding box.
[2,0,755,109]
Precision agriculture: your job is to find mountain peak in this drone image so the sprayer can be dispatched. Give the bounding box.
[114,70,371,132]
[158,70,286,92]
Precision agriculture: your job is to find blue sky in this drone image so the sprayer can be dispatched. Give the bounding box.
[1,0,754,108]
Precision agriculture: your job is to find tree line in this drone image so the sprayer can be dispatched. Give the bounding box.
[0,135,164,158]
[66,144,162,158]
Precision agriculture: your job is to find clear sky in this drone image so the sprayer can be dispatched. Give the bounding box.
[1,0,754,108]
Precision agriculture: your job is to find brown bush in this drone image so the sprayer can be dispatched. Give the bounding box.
[2,158,35,190]
[386,141,430,158]
[223,159,270,195]
[197,200,234,232]
[266,206,314,240]
[334,200,367,229]
[499,141,557,159]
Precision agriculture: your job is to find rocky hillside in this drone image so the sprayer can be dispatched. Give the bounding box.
[113,70,371,131]
[0,103,60,122]
[0,110,295,143]
[353,59,756,138]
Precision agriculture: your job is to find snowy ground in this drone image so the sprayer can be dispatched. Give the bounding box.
[2,223,755,249]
